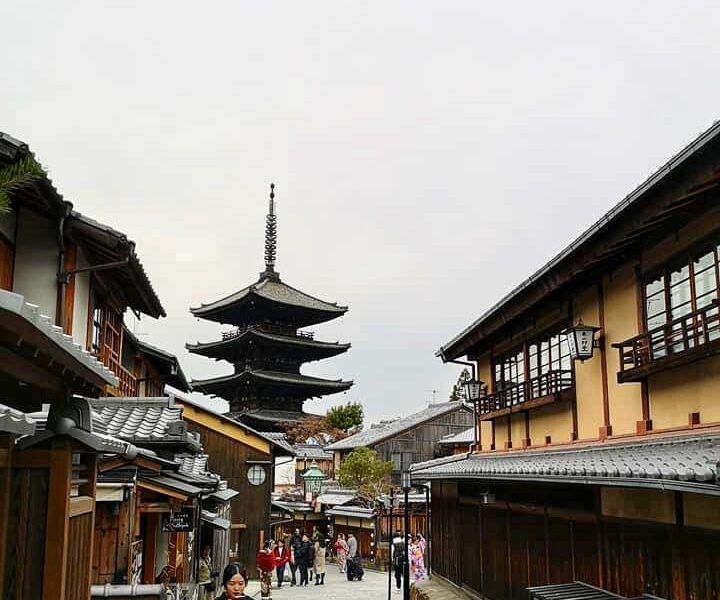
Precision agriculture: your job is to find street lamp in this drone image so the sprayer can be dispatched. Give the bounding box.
[464,378,485,450]
[562,319,602,362]
[401,470,412,600]
[301,459,326,499]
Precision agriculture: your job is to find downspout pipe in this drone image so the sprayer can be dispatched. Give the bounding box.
[445,358,478,451]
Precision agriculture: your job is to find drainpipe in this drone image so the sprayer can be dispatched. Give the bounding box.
[445,358,479,451]
[55,203,72,329]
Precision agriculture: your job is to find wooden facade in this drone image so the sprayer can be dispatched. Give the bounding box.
[419,122,720,600]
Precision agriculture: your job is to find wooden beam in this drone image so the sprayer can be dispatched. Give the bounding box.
[43,443,72,600]
[0,437,13,590]
[69,496,94,518]
[136,480,189,501]
[13,449,51,468]
[0,346,65,393]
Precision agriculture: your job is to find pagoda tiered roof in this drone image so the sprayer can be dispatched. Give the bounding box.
[186,325,351,363]
[190,276,347,328]
[190,368,353,400]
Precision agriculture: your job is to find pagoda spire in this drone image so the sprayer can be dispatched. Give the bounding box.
[262,183,279,280]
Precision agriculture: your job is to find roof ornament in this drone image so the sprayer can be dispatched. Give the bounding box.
[263,183,279,280]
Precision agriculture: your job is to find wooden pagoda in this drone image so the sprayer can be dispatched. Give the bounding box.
[188,184,352,431]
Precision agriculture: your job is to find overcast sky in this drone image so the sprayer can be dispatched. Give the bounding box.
[3,1,720,424]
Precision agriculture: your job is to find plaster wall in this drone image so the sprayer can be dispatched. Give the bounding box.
[510,413,525,446]
[573,287,605,439]
[72,248,91,348]
[479,421,493,451]
[476,355,492,387]
[0,210,15,241]
[602,268,643,435]
[529,401,573,445]
[495,416,509,448]
[12,207,58,321]
[649,355,720,427]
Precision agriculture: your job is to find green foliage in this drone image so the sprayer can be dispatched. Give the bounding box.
[337,446,393,501]
[0,155,46,214]
[449,367,471,402]
[326,402,364,432]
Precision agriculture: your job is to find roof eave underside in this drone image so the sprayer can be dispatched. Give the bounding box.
[67,212,165,319]
[439,120,720,361]
[190,370,353,398]
[186,331,351,359]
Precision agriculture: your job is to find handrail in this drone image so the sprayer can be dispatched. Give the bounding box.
[614,300,720,374]
[221,323,315,341]
[479,369,573,415]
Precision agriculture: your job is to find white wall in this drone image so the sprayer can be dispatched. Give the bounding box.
[12,207,58,321]
[72,247,91,348]
[0,210,16,242]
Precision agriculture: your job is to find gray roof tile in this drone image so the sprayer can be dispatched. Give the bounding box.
[0,403,35,436]
[410,433,720,493]
[326,402,472,451]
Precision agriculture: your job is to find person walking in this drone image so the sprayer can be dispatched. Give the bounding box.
[410,533,427,581]
[391,531,406,592]
[313,538,327,585]
[272,539,290,588]
[288,529,302,586]
[334,533,349,573]
[295,534,314,586]
[256,540,276,599]
[347,532,358,560]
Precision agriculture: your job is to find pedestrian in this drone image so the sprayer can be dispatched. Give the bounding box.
[410,533,427,581]
[198,545,217,599]
[215,562,248,600]
[311,525,321,542]
[346,532,358,560]
[288,529,302,586]
[295,533,314,586]
[313,538,327,585]
[272,539,290,588]
[391,530,406,592]
[256,540,276,599]
[334,533,349,573]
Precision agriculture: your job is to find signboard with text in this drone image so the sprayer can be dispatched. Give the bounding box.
[161,509,193,532]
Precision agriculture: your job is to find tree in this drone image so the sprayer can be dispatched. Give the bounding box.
[0,155,45,214]
[326,402,364,433]
[449,367,471,401]
[282,416,346,445]
[337,446,393,502]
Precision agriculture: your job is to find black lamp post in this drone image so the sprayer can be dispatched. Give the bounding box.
[387,487,394,600]
[401,470,411,600]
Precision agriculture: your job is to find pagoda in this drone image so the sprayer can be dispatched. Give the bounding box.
[188,184,353,431]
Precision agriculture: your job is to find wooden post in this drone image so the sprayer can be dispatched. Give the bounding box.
[0,436,13,590]
[43,442,72,600]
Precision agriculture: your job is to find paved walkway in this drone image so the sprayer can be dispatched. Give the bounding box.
[244,566,392,600]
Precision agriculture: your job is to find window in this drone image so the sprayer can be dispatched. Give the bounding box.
[643,240,720,356]
[247,465,266,486]
[0,234,13,291]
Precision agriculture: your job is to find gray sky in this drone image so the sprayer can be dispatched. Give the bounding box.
[3,1,720,424]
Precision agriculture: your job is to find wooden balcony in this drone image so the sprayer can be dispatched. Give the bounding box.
[102,350,138,397]
[613,300,720,383]
[478,370,574,420]
[221,323,315,341]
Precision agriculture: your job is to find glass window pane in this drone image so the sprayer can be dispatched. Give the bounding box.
[646,275,665,296]
[670,280,691,309]
[695,265,718,298]
[671,301,692,320]
[647,313,667,330]
[694,250,714,273]
[646,290,666,318]
[670,264,689,286]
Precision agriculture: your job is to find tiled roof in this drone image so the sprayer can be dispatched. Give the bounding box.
[410,433,720,494]
[0,403,35,436]
[191,368,353,396]
[262,431,297,455]
[228,408,322,425]
[273,500,313,513]
[438,427,475,446]
[294,443,333,460]
[326,402,472,451]
[175,453,210,476]
[0,289,118,387]
[316,492,355,506]
[191,277,346,322]
[325,506,374,519]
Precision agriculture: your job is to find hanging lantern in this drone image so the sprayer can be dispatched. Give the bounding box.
[463,378,485,402]
[562,319,601,361]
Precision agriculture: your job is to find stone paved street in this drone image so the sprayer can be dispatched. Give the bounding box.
[244,566,391,600]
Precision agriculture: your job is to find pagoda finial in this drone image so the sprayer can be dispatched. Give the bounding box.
[263,183,278,278]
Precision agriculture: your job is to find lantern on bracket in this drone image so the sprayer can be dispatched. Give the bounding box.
[463,378,485,403]
[301,459,326,496]
[562,319,601,362]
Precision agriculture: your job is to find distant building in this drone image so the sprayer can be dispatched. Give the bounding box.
[326,401,473,485]
[437,426,474,455]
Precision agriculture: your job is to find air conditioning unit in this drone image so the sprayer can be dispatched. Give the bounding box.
[167,421,187,436]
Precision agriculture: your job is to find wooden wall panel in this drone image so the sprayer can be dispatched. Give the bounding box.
[65,512,93,600]
[459,504,481,593]
[481,508,508,600]
[0,235,13,291]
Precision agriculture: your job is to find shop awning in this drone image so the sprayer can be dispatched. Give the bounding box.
[210,487,240,503]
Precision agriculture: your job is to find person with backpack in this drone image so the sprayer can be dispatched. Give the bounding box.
[391,530,406,591]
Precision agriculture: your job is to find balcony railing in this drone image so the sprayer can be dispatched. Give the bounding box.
[614,300,720,382]
[478,370,574,417]
[221,323,315,341]
[101,349,139,397]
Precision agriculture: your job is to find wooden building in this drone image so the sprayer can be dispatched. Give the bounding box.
[327,401,473,485]
[175,393,295,576]
[437,426,474,455]
[411,122,720,600]
[187,184,352,431]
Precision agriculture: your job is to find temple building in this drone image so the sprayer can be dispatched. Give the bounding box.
[188,184,353,431]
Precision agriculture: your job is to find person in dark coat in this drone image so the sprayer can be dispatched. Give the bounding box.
[295,534,315,586]
[288,529,302,586]
[392,530,406,590]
